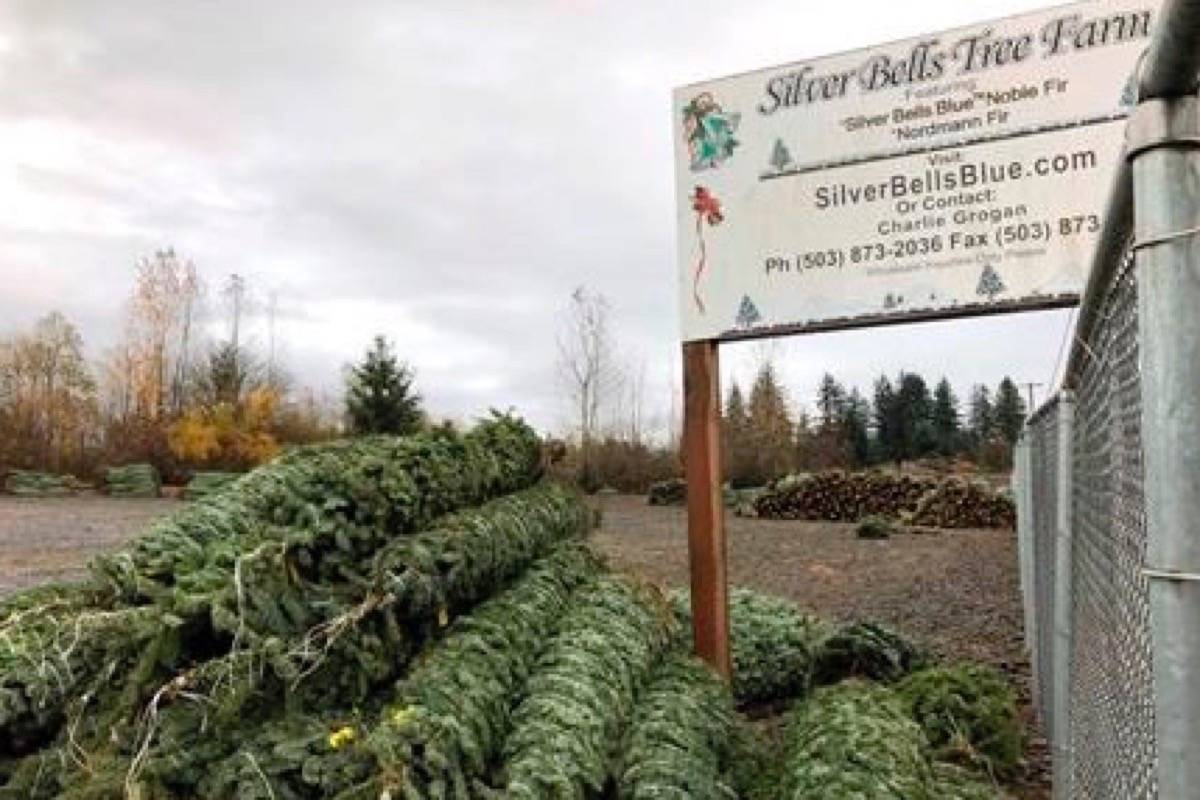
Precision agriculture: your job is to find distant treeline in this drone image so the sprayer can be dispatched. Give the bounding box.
[722,365,1025,488]
[0,250,429,484]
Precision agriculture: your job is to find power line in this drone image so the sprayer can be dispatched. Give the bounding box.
[1048,305,1079,395]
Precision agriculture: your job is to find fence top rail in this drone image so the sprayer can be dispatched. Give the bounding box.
[1028,393,1062,428]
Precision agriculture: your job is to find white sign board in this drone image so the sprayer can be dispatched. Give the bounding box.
[673,0,1156,341]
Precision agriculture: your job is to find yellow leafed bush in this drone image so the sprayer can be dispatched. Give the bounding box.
[167,388,281,469]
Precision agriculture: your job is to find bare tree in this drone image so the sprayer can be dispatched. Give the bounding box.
[132,250,182,416]
[266,288,279,390]
[104,249,204,420]
[0,312,97,470]
[222,273,247,396]
[557,286,621,483]
[171,261,201,414]
[622,359,646,444]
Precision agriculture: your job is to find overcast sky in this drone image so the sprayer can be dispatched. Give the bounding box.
[0,0,1078,435]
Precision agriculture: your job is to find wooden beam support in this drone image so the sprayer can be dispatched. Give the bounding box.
[683,339,731,680]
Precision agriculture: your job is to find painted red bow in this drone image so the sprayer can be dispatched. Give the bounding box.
[692,186,723,225]
[691,186,724,315]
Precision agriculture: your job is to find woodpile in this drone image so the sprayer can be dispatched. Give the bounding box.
[910,480,1015,529]
[753,472,935,522]
[754,471,1014,529]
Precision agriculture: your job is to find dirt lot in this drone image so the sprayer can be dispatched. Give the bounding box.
[593,495,1024,666]
[0,495,178,594]
[0,491,1047,796]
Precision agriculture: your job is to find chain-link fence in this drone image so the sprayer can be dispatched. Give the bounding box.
[1017,3,1200,792]
[1023,398,1060,735]
[1016,246,1158,798]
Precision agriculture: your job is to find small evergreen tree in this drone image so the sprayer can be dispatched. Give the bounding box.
[345,335,423,435]
[993,377,1026,446]
[725,382,749,432]
[810,373,852,468]
[873,375,901,465]
[896,372,936,461]
[841,389,871,467]
[931,378,961,456]
[723,382,754,487]
[201,341,259,406]
[967,385,994,445]
[794,408,817,471]
[816,373,847,432]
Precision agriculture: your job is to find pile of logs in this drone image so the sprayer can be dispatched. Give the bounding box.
[753,471,1014,529]
[910,480,1015,529]
[753,472,936,522]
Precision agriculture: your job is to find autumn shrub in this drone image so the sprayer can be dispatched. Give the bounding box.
[167,387,281,470]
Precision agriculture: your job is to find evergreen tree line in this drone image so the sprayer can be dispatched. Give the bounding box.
[723,364,1027,487]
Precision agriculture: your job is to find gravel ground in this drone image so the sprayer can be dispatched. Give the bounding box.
[0,494,178,594]
[0,491,1049,797]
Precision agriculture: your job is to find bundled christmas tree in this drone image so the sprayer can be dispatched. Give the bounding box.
[105,463,161,497]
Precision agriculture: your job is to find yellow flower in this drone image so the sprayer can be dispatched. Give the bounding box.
[328,726,356,749]
[391,706,417,728]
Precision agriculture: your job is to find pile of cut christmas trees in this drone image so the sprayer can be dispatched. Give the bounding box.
[3,470,82,497]
[0,414,1022,799]
[105,463,161,498]
[2,464,162,498]
[753,470,1015,529]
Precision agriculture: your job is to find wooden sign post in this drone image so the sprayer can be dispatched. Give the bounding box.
[683,340,731,680]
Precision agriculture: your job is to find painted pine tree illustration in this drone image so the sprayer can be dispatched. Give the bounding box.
[769,139,794,173]
[736,294,762,328]
[976,263,1005,299]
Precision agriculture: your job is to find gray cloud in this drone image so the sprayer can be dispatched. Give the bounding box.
[0,0,1071,432]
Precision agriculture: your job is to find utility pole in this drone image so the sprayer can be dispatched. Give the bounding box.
[267,289,278,390]
[1020,381,1042,415]
[223,273,246,402]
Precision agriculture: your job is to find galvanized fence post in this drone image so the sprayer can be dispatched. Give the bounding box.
[1129,94,1200,799]
[1014,434,1037,669]
[1051,393,1075,799]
